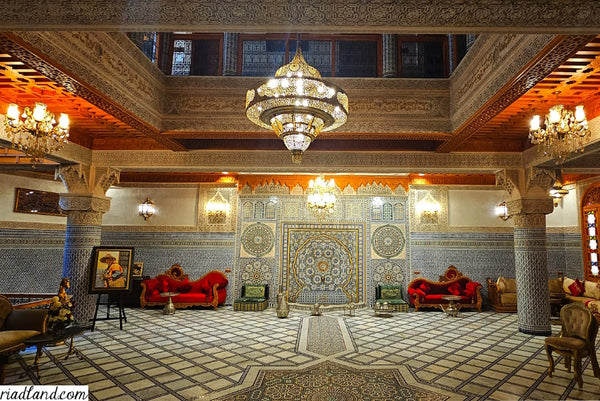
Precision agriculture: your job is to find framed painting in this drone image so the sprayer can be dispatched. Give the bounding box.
[132,262,144,277]
[89,247,134,293]
[14,188,67,217]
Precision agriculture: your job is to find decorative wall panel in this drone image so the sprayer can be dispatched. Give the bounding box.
[281,223,364,305]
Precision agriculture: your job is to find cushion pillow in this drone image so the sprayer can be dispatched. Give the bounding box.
[419,282,431,294]
[158,278,169,293]
[583,280,600,299]
[178,279,193,294]
[149,288,160,297]
[464,281,480,298]
[408,287,426,298]
[166,278,180,293]
[381,287,401,299]
[447,282,461,296]
[568,279,585,296]
[563,277,575,294]
[244,285,266,298]
[496,277,506,294]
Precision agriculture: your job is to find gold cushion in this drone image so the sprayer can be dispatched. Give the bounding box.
[0,330,40,351]
[496,277,506,294]
[583,280,600,299]
[497,277,516,294]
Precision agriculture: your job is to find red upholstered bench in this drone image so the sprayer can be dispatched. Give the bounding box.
[407,266,482,312]
[140,264,228,310]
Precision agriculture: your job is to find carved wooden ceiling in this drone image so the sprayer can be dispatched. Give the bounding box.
[1,34,600,183]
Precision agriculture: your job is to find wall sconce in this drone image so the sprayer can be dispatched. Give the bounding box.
[549,180,569,208]
[495,201,510,221]
[206,191,230,224]
[138,198,155,221]
[416,193,441,224]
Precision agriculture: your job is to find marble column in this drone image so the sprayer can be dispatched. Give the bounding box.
[382,34,398,78]
[510,201,553,335]
[222,33,239,76]
[56,165,120,323]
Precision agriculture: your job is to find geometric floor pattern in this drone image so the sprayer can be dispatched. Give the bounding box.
[3,307,600,400]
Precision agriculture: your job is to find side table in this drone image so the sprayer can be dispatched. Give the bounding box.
[160,292,179,315]
[441,295,462,317]
[23,324,91,379]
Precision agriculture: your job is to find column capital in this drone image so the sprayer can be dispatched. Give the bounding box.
[56,164,120,196]
[59,194,111,225]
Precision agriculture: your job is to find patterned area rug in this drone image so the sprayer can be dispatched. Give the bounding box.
[215,361,449,401]
[306,316,347,356]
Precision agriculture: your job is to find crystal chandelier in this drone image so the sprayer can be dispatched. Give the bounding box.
[306,175,336,217]
[245,43,348,164]
[4,102,70,164]
[529,104,590,163]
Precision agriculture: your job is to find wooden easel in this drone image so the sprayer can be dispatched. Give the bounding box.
[90,293,127,331]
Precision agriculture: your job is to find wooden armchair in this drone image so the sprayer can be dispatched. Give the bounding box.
[0,295,48,383]
[545,302,600,388]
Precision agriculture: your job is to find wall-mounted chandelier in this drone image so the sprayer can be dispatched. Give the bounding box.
[529,104,590,163]
[245,43,348,164]
[306,175,337,217]
[206,191,230,224]
[138,198,155,221]
[495,201,510,221]
[4,102,70,164]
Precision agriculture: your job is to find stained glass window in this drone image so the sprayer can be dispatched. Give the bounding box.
[584,209,599,278]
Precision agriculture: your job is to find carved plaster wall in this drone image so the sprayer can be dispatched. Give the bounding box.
[1,1,599,33]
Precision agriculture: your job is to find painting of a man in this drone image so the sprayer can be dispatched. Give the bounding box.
[100,253,126,288]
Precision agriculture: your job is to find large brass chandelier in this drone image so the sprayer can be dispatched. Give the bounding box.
[529,104,590,163]
[306,175,337,217]
[4,102,70,164]
[245,43,348,164]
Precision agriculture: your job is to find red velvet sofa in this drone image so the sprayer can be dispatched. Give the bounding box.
[407,266,482,312]
[140,264,228,310]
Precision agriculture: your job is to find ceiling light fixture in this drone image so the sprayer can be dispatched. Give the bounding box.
[245,39,348,164]
[529,102,590,163]
[550,171,569,208]
[4,102,70,164]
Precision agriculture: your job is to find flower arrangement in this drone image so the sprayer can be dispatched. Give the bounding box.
[47,278,73,332]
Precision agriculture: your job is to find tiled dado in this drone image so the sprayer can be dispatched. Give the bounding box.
[101,231,236,303]
[410,231,584,301]
[0,228,66,293]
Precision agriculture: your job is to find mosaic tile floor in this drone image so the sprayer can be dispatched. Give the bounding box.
[3,307,600,400]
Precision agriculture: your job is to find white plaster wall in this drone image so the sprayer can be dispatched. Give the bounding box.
[448,189,511,227]
[546,185,579,228]
[0,172,67,223]
[104,187,198,226]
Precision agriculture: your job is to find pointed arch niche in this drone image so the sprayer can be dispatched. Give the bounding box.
[581,183,600,281]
